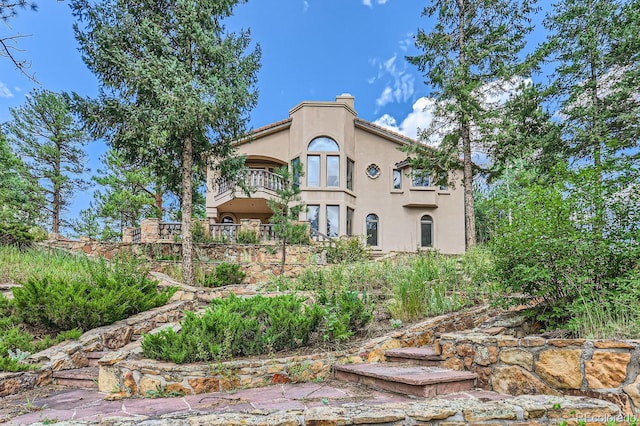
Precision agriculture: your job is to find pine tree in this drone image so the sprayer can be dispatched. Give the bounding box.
[71,0,261,285]
[5,89,88,233]
[406,0,536,249]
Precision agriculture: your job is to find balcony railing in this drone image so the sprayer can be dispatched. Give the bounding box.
[217,169,284,196]
[159,222,182,240]
[209,224,240,242]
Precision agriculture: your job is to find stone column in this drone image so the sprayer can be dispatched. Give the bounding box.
[140,218,160,243]
[240,219,261,241]
[122,227,134,243]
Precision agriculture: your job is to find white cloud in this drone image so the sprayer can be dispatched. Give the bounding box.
[362,0,389,7]
[303,1,309,12]
[0,81,14,98]
[374,96,437,140]
[371,54,415,109]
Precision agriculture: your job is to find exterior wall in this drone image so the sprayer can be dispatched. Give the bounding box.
[206,95,466,254]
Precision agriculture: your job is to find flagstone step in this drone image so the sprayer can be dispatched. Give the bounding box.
[334,363,476,398]
[385,346,442,366]
[85,351,111,367]
[52,366,99,389]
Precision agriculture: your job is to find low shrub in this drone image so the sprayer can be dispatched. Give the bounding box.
[325,237,369,264]
[0,222,35,248]
[12,254,176,331]
[236,230,259,244]
[142,294,323,363]
[141,290,374,363]
[199,262,245,287]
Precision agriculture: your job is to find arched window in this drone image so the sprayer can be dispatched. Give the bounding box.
[308,137,339,152]
[221,216,235,224]
[307,136,340,187]
[420,215,433,247]
[366,214,379,246]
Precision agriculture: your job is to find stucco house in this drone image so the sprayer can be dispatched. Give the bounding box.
[205,94,465,254]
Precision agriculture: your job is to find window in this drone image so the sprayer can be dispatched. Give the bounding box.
[307,155,320,187]
[308,136,339,152]
[366,214,378,246]
[436,172,448,191]
[291,157,301,189]
[346,207,354,236]
[327,156,340,187]
[420,215,433,247]
[347,158,354,191]
[366,164,381,179]
[221,216,235,224]
[393,169,402,190]
[326,205,339,237]
[307,205,319,231]
[412,169,431,187]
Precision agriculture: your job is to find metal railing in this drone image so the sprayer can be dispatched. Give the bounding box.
[217,169,284,195]
[209,223,240,242]
[131,227,141,243]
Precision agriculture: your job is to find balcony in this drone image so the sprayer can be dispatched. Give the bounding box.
[214,169,284,213]
[402,187,438,208]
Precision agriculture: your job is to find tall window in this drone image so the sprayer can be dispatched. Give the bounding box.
[326,205,339,237]
[346,207,354,236]
[307,205,319,231]
[307,136,340,189]
[347,158,354,191]
[366,214,378,246]
[327,156,339,186]
[307,155,320,187]
[393,169,402,190]
[420,215,433,247]
[291,157,301,189]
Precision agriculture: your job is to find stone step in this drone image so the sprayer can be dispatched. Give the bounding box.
[334,363,476,398]
[385,346,442,366]
[85,351,111,367]
[52,366,99,389]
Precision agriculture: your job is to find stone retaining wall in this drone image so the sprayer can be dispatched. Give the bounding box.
[0,300,197,398]
[438,331,640,414]
[98,306,493,398]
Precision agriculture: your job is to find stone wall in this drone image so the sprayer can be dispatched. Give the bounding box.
[438,331,640,414]
[98,306,493,398]
[0,300,196,398]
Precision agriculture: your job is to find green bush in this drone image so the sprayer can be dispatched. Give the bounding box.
[199,262,245,287]
[0,222,35,248]
[236,230,259,244]
[325,237,369,264]
[317,290,374,342]
[12,255,176,331]
[142,294,323,362]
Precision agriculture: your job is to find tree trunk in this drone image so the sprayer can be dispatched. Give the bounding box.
[154,189,163,218]
[52,157,61,234]
[457,0,476,249]
[280,238,286,275]
[181,135,194,286]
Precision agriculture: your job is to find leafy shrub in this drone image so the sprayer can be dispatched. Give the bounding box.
[325,237,369,264]
[12,255,176,331]
[0,222,35,248]
[236,230,259,244]
[199,262,245,287]
[317,290,373,342]
[286,223,311,245]
[142,294,323,363]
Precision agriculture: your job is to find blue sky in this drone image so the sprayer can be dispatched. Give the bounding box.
[0,0,546,224]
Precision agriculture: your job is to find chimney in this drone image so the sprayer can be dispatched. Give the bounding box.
[335,93,355,110]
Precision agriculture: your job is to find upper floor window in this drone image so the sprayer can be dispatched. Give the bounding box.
[307,136,340,188]
[393,169,402,190]
[347,158,354,191]
[308,137,339,152]
[412,169,432,187]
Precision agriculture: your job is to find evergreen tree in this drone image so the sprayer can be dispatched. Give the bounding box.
[540,0,640,233]
[71,0,261,285]
[71,149,166,240]
[0,130,43,225]
[267,162,306,274]
[5,89,88,233]
[405,0,536,249]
